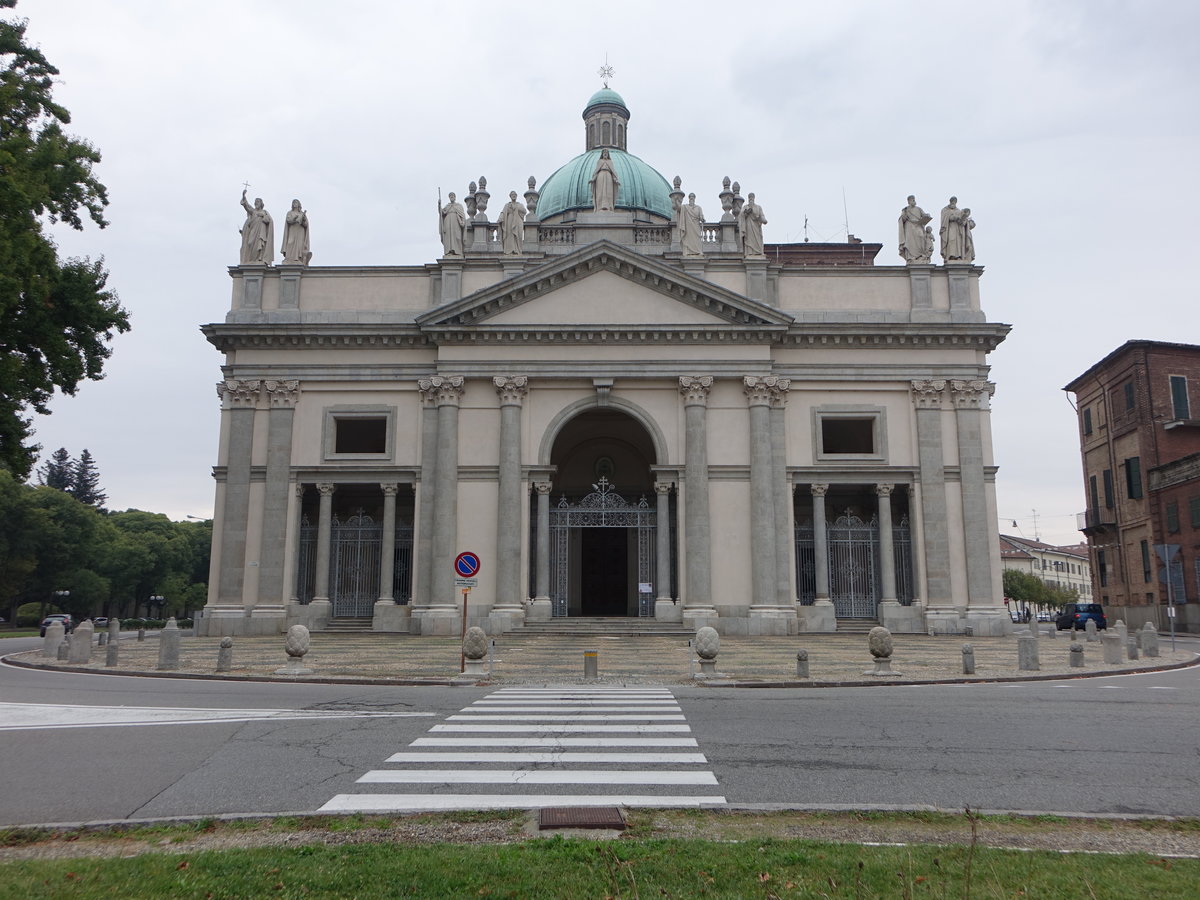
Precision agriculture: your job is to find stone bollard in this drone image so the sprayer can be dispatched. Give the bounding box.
[42,621,65,658]
[795,648,810,679]
[1126,638,1139,660]
[1101,633,1123,665]
[105,634,119,667]
[157,617,181,670]
[694,626,720,678]
[1069,642,1085,668]
[275,624,313,675]
[216,636,234,672]
[583,649,598,679]
[462,627,488,677]
[1084,619,1097,642]
[1028,620,1040,639]
[1046,621,1056,640]
[961,644,975,675]
[865,626,899,676]
[57,640,70,660]
[137,626,146,642]
[68,620,95,664]
[1113,619,1127,644]
[98,632,108,646]
[1141,623,1160,658]
[1017,636,1039,671]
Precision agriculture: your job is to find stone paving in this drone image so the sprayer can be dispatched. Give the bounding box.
[9,629,1197,685]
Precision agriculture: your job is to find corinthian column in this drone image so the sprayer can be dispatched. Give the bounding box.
[426,375,465,632]
[211,380,260,623]
[811,484,831,603]
[377,483,399,604]
[911,380,950,611]
[256,380,299,621]
[528,482,553,621]
[876,484,897,605]
[679,376,716,626]
[413,378,440,611]
[493,376,528,629]
[310,482,335,624]
[744,376,778,616]
[653,482,675,619]
[770,379,795,612]
[951,380,998,613]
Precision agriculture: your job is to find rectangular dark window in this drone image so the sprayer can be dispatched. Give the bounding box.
[1125,457,1143,500]
[1166,500,1180,534]
[334,417,387,454]
[1089,475,1099,514]
[1124,381,1135,410]
[1170,375,1190,419]
[1082,407,1093,436]
[821,418,874,454]
[1098,550,1108,587]
[1102,469,1114,509]
[1190,496,1200,528]
[1141,540,1152,582]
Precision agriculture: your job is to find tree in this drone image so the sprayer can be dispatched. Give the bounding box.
[36,446,72,490]
[69,447,105,508]
[0,2,131,477]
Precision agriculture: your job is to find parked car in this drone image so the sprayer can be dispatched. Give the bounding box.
[93,617,109,628]
[1055,603,1107,631]
[40,614,75,636]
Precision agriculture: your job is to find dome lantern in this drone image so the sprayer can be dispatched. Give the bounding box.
[583,88,630,152]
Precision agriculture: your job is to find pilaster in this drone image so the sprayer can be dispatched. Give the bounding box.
[425,375,465,633]
[213,379,260,619]
[413,378,440,610]
[492,375,528,632]
[256,380,299,620]
[679,376,717,627]
[744,376,780,627]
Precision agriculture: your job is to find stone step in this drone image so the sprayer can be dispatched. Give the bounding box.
[325,618,374,632]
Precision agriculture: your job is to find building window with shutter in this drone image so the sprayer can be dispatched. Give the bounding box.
[1167,500,1180,533]
[1125,457,1143,500]
[1103,469,1114,508]
[1098,550,1108,587]
[1190,496,1200,529]
[1141,540,1152,582]
[1124,381,1135,410]
[1082,407,1092,435]
[1170,375,1190,419]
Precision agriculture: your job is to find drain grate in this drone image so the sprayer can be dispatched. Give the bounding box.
[538,806,626,831]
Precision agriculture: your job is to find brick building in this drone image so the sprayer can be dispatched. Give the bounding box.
[1064,340,1200,632]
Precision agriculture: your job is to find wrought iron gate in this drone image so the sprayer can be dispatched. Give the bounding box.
[549,479,656,617]
[795,512,913,618]
[297,513,414,614]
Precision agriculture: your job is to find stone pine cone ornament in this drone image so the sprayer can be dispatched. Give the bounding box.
[694,626,720,660]
[463,626,488,661]
[867,626,893,659]
[285,625,311,658]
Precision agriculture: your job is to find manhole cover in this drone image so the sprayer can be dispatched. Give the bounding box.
[538,806,626,831]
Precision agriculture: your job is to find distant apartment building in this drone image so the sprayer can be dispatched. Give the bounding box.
[1064,340,1200,633]
[999,535,1092,601]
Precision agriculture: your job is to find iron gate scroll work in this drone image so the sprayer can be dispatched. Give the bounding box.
[794,511,913,618]
[549,478,657,617]
[297,512,414,614]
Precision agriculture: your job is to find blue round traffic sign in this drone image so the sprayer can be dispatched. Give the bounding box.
[454,551,481,578]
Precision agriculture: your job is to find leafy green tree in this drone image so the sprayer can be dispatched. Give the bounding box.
[0,467,45,619]
[0,1,131,477]
[69,447,106,508]
[36,446,72,489]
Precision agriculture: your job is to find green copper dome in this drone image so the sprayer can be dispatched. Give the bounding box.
[537,148,674,220]
[584,88,628,113]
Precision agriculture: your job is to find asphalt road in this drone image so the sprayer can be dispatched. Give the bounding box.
[1,636,1197,826]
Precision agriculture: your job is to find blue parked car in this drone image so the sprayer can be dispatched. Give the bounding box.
[1055,603,1107,631]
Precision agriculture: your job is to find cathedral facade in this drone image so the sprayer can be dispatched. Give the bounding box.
[198,89,1011,638]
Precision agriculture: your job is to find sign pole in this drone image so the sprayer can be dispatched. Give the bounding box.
[460,588,469,672]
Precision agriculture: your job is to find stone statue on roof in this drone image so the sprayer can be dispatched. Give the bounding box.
[498,191,527,255]
[281,200,311,265]
[439,192,466,257]
[239,190,274,265]
[679,193,705,258]
[898,195,932,264]
[589,148,620,212]
[940,197,969,263]
[739,192,767,258]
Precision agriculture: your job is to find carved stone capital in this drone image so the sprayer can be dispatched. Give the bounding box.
[217,379,261,407]
[493,375,528,406]
[875,483,895,497]
[418,374,465,406]
[295,483,306,500]
[533,481,553,495]
[743,375,776,407]
[910,379,947,409]
[654,481,673,495]
[380,482,400,497]
[263,379,300,407]
[679,375,713,406]
[316,482,336,497]
[949,379,995,408]
[810,483,829,498]
[770,377,791,408]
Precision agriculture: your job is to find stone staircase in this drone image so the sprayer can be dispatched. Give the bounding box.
[324,617,374,633]
[834,619,881,634]
[520,617,695,637]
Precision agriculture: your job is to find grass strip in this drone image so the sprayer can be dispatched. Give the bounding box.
[1,835,1196,899]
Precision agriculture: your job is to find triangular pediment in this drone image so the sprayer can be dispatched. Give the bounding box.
[416,241,794,333]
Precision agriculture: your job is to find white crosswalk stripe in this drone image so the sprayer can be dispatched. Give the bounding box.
[318,686,725,813]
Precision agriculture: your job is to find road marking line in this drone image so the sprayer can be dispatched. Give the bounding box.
[431,723,692,733]
[317,794,726,812]
[357,770,720,785]
[447,714,686,722]
[470,703,681,709]
[384,752,709,764]
[411,737,699,747]
[0,702,434,731]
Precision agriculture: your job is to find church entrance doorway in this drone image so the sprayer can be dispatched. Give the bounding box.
[541,407,669,618]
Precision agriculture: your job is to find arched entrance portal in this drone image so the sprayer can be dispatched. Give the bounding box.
[542,408,668,617]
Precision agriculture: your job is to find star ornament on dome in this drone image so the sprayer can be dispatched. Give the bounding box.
[597,61,615,87]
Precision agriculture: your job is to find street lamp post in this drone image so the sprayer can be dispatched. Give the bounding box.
[149,594,165,621]
[44,589,70,620]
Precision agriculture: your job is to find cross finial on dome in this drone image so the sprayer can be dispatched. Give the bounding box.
[597,56,615,88]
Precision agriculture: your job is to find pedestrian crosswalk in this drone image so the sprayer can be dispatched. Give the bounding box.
[317,687,726,813]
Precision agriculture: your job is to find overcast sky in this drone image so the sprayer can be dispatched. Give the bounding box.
[17,0,1199,546]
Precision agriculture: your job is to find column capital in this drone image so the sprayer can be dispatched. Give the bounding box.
[493,375,529,406]
[418,374,465,406]
[679,375,713,405]
[875,483,895,497]
[316,482,336,496]
[380,482,400,496]
[654,481,673,495]
[770,377,791,408]
[949,379,995,408]
[533,481,553,495]
[263,379,300,407]
[743,375,778,407]
[217,379,261,408]
[294,483,306,499]
[810,483,829,497]
[910,379,947,409]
